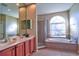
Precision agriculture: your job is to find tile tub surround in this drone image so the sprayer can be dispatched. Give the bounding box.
[45,38,77,52]
[0,36,35,51]
[32,48,77,56]
[45,38,76,44]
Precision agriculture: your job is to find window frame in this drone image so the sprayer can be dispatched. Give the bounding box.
[48,16,66,38]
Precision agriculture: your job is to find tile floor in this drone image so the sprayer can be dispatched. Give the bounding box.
[32,48,78,56]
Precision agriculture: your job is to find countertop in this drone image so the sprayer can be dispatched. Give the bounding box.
[0,36,35,51]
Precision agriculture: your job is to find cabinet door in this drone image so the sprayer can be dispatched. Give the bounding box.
[15,42,24,56]
[30,37,36,53]
[0,47,15,56]
[33,37,36,52]
[30,39,34,53]
[24,40,30,56]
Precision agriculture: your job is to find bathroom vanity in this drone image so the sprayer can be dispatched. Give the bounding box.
[0,36,36,56]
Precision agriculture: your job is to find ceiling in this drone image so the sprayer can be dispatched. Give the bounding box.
[0,3,31,18]
[37,3,74,15]
[0,3,74,18]
[0,3,19,18]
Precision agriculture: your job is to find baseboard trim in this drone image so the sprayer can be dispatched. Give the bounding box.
[38,45,46,49]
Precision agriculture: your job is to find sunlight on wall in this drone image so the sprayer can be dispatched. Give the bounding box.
[7,22,17,36]
[70,17,78,39]
[70,17,77,31]
[8,23,17,32]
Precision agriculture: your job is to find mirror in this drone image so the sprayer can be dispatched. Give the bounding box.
[0,3,19,39]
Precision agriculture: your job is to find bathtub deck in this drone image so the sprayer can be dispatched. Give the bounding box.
[46,38,76,44]
[45,42,77,52]
[45,38,77,52]
[32,48,78,56]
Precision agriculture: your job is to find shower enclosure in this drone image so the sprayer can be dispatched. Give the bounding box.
[38,21,46,47]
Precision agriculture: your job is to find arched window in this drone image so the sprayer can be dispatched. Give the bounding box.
[49,16,66,37]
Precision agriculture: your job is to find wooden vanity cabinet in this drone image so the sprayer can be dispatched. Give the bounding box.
[0,37,36,56]
[30,37,36,54]
[24,37,36,55]
[15,42,24,56]
[33,37,36,52]
[24,40,30,56]
[0,46,15,56]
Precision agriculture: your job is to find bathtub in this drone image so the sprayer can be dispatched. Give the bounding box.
[45,38,77,44]
[45,38,77,52]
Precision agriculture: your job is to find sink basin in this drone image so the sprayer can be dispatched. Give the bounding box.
[0,39,8,43]
[0,37,17,46]
[8,37,17,43]
[0,42,9,46]
[0,39,10,47]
